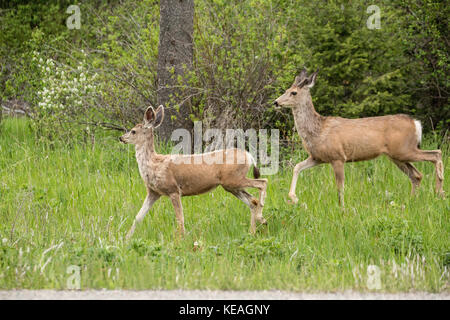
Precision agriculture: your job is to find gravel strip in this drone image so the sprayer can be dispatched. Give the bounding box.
[0,290,448,300]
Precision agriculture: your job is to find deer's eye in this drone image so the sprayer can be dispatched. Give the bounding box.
[291,91,297,96]
[131,130,136,134]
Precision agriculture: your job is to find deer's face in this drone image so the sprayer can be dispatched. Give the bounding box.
[273,68,318,108]
[274,86,303,107]
[119,105,164,146]
[119,124,151,145]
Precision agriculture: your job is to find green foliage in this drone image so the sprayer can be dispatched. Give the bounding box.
[87,0,160,125]
[69,246,123,267]
[285,1,412,118]
[1,0,160,138]
[129,239,163,259]
[395,0,449,131]
[369,214,424,254]
[188,0,301,131]
[30,49,100,142]
[0,117,448,290]
[0,1,71,102]
[234,235,286,260]
[0,0,448,140]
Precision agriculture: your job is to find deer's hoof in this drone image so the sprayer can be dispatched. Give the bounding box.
[287,194,299,205]
[258,218,267,225]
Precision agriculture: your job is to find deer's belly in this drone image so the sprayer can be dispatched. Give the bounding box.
[311,142,384,163]
[179,183,219,196]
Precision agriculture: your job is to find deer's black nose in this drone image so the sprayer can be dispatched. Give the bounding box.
[119,136,123,142]
[273,101,279,107]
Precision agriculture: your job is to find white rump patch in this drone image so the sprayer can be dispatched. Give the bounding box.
[414,120,422,145]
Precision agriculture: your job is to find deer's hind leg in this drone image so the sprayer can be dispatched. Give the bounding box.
[390,159,422,195]
[399,149,444,196]
[224,189,258,234]
[331,160,345,207]
[224,178,268,234]
[240,178,268,225]
[169,192,185,237]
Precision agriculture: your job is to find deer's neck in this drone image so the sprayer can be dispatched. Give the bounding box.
[135,139,156,178]
[292,92,323,144]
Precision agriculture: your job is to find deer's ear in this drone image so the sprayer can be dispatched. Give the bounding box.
[299,67,308,79]
[294,67,308,87]
[153,105,165,128]
[144,106,156,126]
[305,70,318,88]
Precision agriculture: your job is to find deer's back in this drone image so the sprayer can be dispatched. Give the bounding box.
[310,114,418,162]
[167,149,252,196]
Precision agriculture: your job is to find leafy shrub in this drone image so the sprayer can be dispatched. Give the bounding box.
[234,235,286,259]
[30,49,99,142]
[69,246,122,267]
[369,215,424,254]
[1,0,448,143]
[129,239,163,259]
[0,1,71,104]
[185,0,302,132]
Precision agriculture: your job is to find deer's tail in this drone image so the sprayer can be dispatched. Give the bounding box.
[246,152,261,179]
[414,119,422,148]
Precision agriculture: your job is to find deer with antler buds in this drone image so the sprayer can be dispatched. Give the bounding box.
[274,68,444,206]
[119,105,268,239]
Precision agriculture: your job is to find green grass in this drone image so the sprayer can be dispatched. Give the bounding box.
[0,117,449,292]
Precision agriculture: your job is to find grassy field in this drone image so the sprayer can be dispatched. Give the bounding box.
[0,117,448,292]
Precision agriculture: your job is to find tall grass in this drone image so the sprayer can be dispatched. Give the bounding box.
[0,117,448,291]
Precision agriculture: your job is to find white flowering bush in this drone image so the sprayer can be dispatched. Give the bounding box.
[31,50,99,142]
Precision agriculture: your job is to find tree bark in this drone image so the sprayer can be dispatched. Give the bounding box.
[157,0,194,141]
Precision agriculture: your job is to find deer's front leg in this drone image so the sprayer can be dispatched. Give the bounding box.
[126,191,160,240]
[169,193,185,237]
[288,157,320,204]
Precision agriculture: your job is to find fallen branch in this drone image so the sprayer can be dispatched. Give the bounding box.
[2,105,27,115]
[76,120,128,132]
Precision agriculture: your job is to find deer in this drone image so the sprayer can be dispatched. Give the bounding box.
[274,68,445,207]
[119,105,268,239]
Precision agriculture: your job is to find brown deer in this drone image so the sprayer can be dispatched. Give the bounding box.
[274,68,444,206]
[119,105,267,239]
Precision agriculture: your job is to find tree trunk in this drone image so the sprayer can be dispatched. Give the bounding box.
[157,0,194,141]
